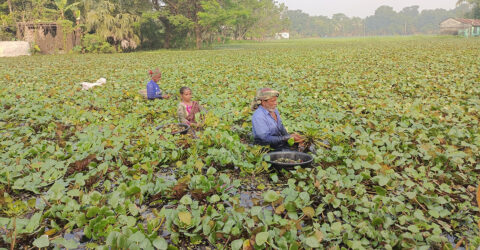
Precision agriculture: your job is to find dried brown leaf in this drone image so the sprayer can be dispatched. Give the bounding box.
[66,154,98,177]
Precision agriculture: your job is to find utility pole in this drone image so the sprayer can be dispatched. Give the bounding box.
[364,20,366,37]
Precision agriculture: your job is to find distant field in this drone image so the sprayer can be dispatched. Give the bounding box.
[0,37,479,249]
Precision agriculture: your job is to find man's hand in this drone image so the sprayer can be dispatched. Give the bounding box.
[291,133,304,143]
[163,94,171,99]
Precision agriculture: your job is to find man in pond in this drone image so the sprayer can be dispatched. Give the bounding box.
[251,88,303,150]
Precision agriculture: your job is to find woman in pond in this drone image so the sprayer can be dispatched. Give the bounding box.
[251,88,303,150]
[146,69,170,100]
[177,87,206,126]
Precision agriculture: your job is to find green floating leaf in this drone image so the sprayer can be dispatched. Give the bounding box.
[231,239,244,250]
[206,167,217,175]
[255,231,269,246]
[263,190,280,203]
[125,186,141,196]
[302,207,315,218]
[86,206,100,218]
[372,217,384,227]
[33,235,50,248]
[376,175,390,186]
[25,212,42,233]
[305,236,320,248]
[51,238,79,249]
[209,194,220,203]
[331,222,343,235]
[180,195,193,205]
[374,186,386,196]
[408,224,420,233]
[128,231,146,243]
[178,211,192,225]
[153,237,168,250]
[270,173,279,183]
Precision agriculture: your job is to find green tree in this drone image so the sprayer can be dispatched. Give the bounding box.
[84,0,140,50]
[416,8,450,34]
[0,0,296,50]
[285,4,470,37]
[244,0,287,40]
[457,0,480,18]
[152,0,203,49]
[313,16,333,37]
[366,6,402,35]
[152,0,194,48]
[198,0,229,43]
[399,6,419,34]
[285,10,312,37]
[331,13,348,36]
[53,0,79,19]
[137,11,164,49]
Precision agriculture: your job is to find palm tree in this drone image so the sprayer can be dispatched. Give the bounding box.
[54,0,80,19]
[84,0,140,50]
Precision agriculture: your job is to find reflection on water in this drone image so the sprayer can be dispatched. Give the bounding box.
[62,228,87,250]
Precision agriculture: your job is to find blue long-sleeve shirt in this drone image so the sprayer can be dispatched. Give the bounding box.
[252,106,290,148]
[147,80,163,100]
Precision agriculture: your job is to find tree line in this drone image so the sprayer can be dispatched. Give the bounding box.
[1,0,479,51]
[286,3,478,38]
[0,0,288,50]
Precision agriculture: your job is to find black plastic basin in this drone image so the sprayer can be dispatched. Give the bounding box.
[263,151,314,168]
[156,123,190,135]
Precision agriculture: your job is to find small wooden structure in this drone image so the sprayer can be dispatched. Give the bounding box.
[440,18,480,37]
[16,22,82,54]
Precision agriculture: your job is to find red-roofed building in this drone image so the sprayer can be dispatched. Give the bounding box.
[440,18,480,37]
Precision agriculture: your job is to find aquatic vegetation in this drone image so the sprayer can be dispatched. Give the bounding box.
[0,37,479,249]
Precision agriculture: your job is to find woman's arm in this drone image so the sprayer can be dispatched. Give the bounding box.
[177,103,189,124]
[155,88,163,99]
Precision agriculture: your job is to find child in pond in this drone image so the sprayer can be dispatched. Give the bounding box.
[146,69,170,100]
[177,87,206,126]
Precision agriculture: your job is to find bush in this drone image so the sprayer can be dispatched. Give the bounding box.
[99,41,115,53]
[138,11,164,50]
[30,43,41,54]
[81,34,115,53]
[0,28,16,41]
[72,45,83,54]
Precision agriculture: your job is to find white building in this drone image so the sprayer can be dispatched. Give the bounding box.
[275,31,290,39]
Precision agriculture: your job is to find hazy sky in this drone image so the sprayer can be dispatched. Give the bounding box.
[277,0,458,18]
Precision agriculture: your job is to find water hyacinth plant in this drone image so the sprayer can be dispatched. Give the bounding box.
[1,37,480,249]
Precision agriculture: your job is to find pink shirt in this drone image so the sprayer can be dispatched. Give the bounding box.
[185,104,192,114]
